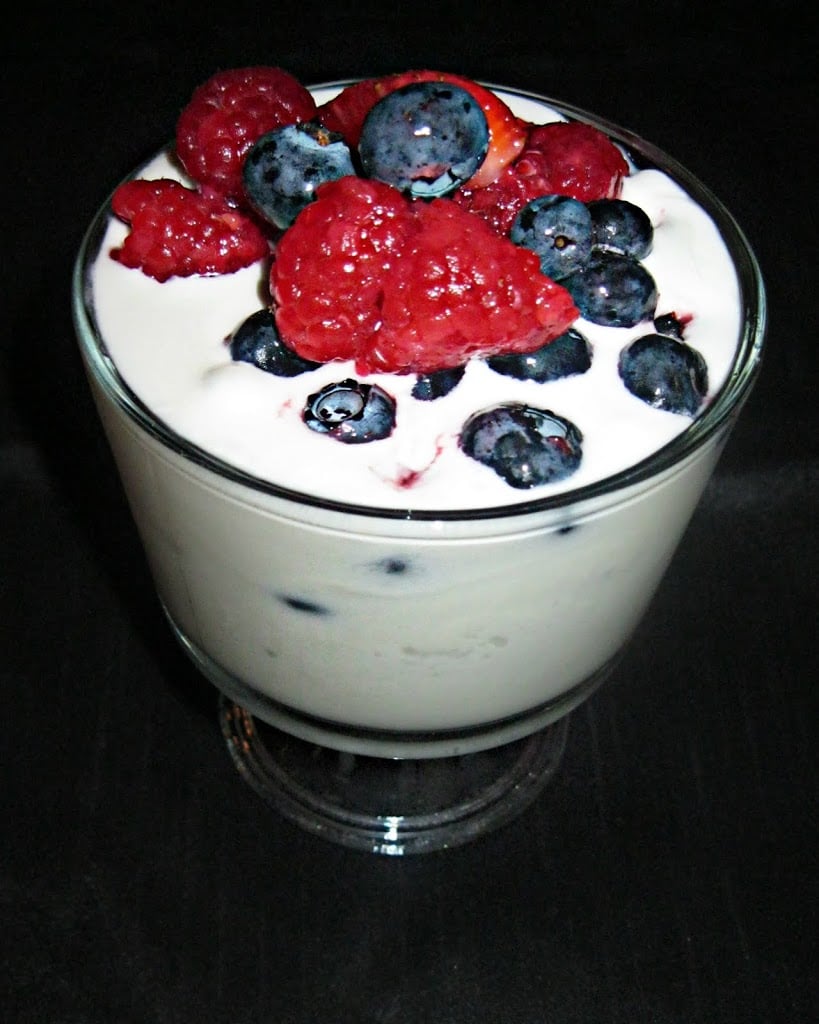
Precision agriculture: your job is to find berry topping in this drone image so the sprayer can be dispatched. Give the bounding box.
[359,82,489,198]
[588,198,653,259]
[229,308,321,376]
[486,327,592,382]
[303,379,397,443]
[510,195,594,280]
[109,178,269,282]
[459,404,583,488]
[565,251,657,328]
[317,70,527,187]
[316,77,390,147]
[452,163,553,235]
[521,121,629,203]
[176,66,317,204]
[455,120,629,235]
[243,121,355,229]
[271,176,578,375]
[618,334,708,416]
[411,365,466,400]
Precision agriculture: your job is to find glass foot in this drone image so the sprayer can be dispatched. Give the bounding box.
[219,698,570,855]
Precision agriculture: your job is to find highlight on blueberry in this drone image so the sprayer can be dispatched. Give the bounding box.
[618,334,709,415]
[510,194,593,280]
[303,378,396,443]
[565,251,657,328]
[229,308,321,376]
[243,121,355,228]
[588,198,653,259]
[486,327,591,382]
[358,81,489,198]
[459,403,583,488]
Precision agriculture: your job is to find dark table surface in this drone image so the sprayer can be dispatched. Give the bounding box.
[3,2,816,1021]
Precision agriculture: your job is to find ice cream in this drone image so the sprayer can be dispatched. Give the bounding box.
[73,78,764,757]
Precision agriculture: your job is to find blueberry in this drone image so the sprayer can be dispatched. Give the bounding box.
[459,404,582,488]
[486,327,592,382]
[587,198,653,259]
[618,334,709,416]
[243,121,355,228]
[281,595,330,615]
[374,557,409,575]
[303,379,396,443]
[565,251,657,328]
[411,365,466,400]
[359,82,489,199]
[510,195,593,280]
[653,312,686,340]
[229,309,321,376]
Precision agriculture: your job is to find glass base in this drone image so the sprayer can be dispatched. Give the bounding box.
[219,698,570,855]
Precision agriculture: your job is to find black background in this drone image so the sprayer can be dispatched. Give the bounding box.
[2,2,816,1021]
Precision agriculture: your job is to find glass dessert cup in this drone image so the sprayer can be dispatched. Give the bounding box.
[72,85,766,855]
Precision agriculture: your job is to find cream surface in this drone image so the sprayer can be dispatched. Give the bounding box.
[89,89,742,512]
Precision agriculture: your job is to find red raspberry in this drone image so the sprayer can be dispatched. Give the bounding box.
[110,178,270,282]
[271,177,418,364]
[455,120,629,235]
[270,178,578,375]
[453,163,552,235]
[317,70,527,187]
[372,200,577,374]
[176,67,317,204]
[521,121,628,201]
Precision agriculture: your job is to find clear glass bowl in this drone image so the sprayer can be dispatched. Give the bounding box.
[72,83,766,854]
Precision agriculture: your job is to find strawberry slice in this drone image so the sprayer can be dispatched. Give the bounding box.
[315,77,388,147]
[440,74,528,187]
[317,70,527,188]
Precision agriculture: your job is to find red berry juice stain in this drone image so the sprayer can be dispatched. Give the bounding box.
[389,438,445,489]
[395,467,424,489]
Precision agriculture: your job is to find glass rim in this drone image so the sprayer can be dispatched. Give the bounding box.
[71,80,767,524]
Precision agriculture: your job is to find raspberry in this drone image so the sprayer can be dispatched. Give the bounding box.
[110,178,270,282]
[270,177,578,375]
[454,163,552,235]
[176,67,317,204]
[317,70,527,187]
[373,200,577,374]
[455,120,629,235]
[271,177,418,364]
[522,121,629,202]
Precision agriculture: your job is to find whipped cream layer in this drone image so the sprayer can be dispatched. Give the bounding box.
[89,88,741,512]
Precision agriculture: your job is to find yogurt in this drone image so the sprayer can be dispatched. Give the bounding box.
[73,83,764,757]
